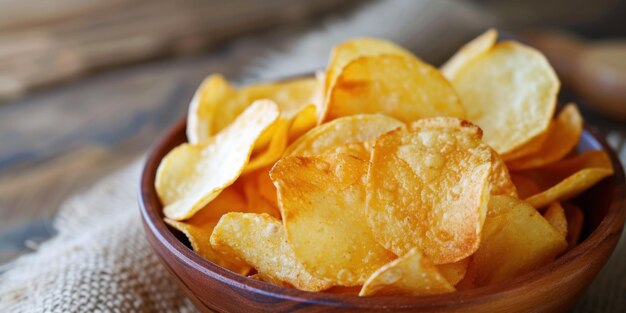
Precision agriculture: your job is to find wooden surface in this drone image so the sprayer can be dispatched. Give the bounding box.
[139,115,626,313]
[0,22,318,264]
[0,0,355,100]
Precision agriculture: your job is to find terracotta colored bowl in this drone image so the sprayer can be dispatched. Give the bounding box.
[139,115,626,313]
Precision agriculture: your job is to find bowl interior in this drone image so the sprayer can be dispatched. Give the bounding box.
[140,116,626,309]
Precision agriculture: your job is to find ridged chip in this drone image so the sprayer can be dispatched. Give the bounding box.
[157,100,279,220]
[271,153,395,286]
[367,123,493,264]
[359,248,455,297]
[210,212,332,291]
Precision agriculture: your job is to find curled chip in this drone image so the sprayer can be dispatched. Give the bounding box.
[244,118,290,174]
[325,54,465,123]
[507,104,583,170]
[544,202,568,238]
[441,28,497,79]
[367,122,493,264]
[284,114,404,157]
[473,196,567,286]
[437,258,470,286]
[510,173,542,199]
[323,38,414,113]
[241,171,280,219]
[187,76,318,144]
[359,248,455,297]
[210,213,332,291]
[524,150,614,209]
[164,187,251,275]
[502,130,548,161]
[410,117,517,197]
[448,41,560,154]
[564,203,585,249]
[157,100,279,220]
[271,154,395,286]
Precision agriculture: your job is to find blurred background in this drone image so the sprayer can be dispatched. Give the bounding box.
[1,0,625,265]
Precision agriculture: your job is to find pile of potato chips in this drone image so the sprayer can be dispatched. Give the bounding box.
[155,29,614,296]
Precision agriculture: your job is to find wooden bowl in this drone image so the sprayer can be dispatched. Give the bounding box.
[139,116,626,313]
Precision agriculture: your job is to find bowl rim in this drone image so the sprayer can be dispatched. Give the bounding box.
[139,108,626,309]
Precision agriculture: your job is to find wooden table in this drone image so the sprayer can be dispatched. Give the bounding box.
[0,26,313,264]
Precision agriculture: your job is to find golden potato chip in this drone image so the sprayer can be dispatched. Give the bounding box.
[288,104,317,142]
[210,212,332,291]
[441,29,497,79]
[502,130,548,161]
[163,187,251,275]
[367,124,493,264]
[255,167,278,208]
[359,248,455,297]
[186,74,233,144]
[157,100,279,220]
[324,37,414,101]
[284,114,404,157]
[449,41,559,154]
[525,162,613,209]
[544,202,568,238]
[271,154,395,286]
[411,117,516,197]
[564,203,585,249]
[507,104,583,170]
[324,55,465,123]
[473,196,567,286]
[522,150,613,189]
[510,173,542,199]
[244,118,290,174]
[437,258,470,286]
[241,171,280,219]
[187,76,318,144]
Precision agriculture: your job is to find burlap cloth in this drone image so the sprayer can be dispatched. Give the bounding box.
[1,0,625,312]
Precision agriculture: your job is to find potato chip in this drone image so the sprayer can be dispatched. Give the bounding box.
[510,173,542,199]
[502,130,548,161]
[210,212,332,291]
[544,202,568,238]
[271,154,395,286]
[324,55,465,123]
[157,100,279,220]
[448,41,560,154]
[288,104,317,142]
[244,118,290,174]
[187,76,318,144]
[359,248,455,297]
[441,29,497,79]
[163,187,251,275]
[525,162,613,209]
[473,196,567,286]
[255,167,278,208]
[241,171,280,219]
[437,258,470,286]
[367,124,493,264]
[324,37,414,102]
[284,114,404,157]
[411,117,516,197]
[522,150,613,189]
[507,104,583,170]
[564,203,585,249]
